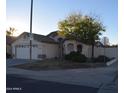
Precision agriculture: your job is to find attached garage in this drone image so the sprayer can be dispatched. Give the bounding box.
[16,45,30,59]
[12,32,59,60]
[15,44,39,59]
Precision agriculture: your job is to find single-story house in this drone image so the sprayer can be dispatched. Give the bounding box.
[11,31,117,60]
[11,31,93,60]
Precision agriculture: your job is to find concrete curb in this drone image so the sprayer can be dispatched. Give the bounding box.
[106,59,117,66]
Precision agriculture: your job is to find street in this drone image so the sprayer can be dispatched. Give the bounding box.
[7,74,98,93]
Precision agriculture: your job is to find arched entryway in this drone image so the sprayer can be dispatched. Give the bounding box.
[67,43,74,53]
[77,44,82,53]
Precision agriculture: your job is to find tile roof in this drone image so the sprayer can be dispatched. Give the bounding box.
[17,32,58,44]
[47,31,58,37]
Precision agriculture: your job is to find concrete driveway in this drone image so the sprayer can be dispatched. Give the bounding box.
[6,59,37,67]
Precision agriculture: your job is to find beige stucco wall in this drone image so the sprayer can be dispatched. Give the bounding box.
[12,37,59,60]
[63,40,91,57]
[63,40,118,59]
[39,43,59,58]
[94,47,118,58]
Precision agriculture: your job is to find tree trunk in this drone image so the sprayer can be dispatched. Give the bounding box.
[58,38,63,61]
[91,44,94,60]
[60,42,63,61]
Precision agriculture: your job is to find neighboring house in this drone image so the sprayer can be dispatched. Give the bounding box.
[6,36,16,58]
[11,31,118,60]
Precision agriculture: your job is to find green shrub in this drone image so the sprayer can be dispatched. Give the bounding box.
[94,55,110,62]
[6,53,12,58]
[65,51,87,62]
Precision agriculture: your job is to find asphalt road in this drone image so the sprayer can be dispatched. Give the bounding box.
[7,74,98,93]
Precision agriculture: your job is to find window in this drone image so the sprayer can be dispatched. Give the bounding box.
[77,44,82,53]
[67,43,74,53]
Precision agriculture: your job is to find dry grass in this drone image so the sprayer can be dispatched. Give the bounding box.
[14,59,106,71]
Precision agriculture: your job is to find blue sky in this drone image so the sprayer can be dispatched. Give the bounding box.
[7,0,117,44]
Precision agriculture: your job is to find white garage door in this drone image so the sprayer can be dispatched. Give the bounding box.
[16,47,30,59]
[16,44,39,59]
